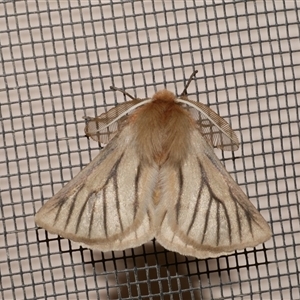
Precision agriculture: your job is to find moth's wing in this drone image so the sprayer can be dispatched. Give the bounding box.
[181,98,239,151]
[155,130,271,259]
[35,125,158,251]
[84,99,142,143]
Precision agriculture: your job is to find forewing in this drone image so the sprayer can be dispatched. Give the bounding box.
[84,99,141,143]
[183,99,239,151]
[156,130,271,259]
[35,125,158,251]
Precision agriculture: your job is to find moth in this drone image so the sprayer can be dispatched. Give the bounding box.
[35,71,271,259]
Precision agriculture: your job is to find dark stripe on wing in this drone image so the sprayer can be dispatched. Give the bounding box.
[186,173,204,235]
[114,175,124,233]
[101,151,126,237]
[159,210,167,227]
[103,188,108,237]
[133,164,141,219]
[229,189,257,239]
[88,195,96,238]
[201,194,213,244]
[216,201,220,246]
[53,200,64,224]
[63,189,82,230]
[75,194,91,234]
[175,167,184,223]
[198,159,232,245]
[72,152,126,237]
[233,192,242,242]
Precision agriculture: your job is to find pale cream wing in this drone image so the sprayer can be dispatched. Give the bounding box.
[84,99,142,143]
[178,98,239,151]
[155,130,271,259]
[35,125,158,251]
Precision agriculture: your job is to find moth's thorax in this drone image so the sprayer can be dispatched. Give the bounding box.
[130,89,194,166]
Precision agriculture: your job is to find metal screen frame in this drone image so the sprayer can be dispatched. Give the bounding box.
[1,1,299,299]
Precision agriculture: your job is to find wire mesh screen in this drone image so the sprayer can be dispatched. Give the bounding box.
[1,1,299,299]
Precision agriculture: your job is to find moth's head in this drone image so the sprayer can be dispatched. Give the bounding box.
[152,89,176,103]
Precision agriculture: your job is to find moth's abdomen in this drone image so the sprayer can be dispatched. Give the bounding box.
[131,90,194,166]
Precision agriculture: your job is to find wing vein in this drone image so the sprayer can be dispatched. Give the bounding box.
[175,167,184,224]
[103,188,108,237]
[232,192,242,242]
[114,175,124,233]
[76,194,91,234]
[63,189,81,230]
[88,194,96,238]
[201,195,213,244]
[186,178,204,236]
[133,164,141,219]
[199,159,233,244]
[216,201,220,246]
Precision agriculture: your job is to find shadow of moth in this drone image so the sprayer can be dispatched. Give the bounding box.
[35,71,271,259]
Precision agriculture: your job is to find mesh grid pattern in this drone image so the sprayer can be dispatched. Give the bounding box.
[1,1,299,299]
